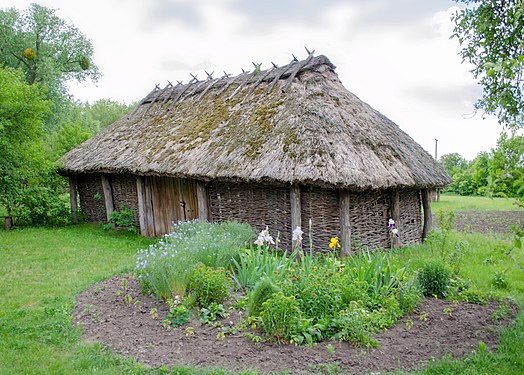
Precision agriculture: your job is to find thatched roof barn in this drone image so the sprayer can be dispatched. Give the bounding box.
[60,53,451,253]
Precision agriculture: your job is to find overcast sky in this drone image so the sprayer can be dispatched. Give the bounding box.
[1,0,507,160]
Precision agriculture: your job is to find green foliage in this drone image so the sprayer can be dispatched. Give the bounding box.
[0,66,70,225]
[452,0,524,129]
[231,246,292,290]
[188,263,230,307]
[103,203,137,232]
[282,264,342,320]
[330,302,378,347]
[248,277,281,317]
[244,249,416,347]
[163,299,192,328]
[439,134,524,198]
[1,223,524,373]
[345,249,406,297]
[418,261,452,298]
[491,270,510,289]
[199,303,228,324]
[0,3,99,92]
[260,292,302,342]
[135,221,254,300]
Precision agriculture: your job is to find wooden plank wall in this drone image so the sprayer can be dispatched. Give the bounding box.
[138,176,200,236]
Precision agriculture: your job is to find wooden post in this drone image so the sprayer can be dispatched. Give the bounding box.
[421,189,432,241]
[339,190,351,256]
[390,189,401,248]
[68,176,79,223]
[143,177,156,236]
[136,176,147,236]
[290,185,302,250]
[4,216,12,230]
[196,181,209,222]
[100,175,114,223]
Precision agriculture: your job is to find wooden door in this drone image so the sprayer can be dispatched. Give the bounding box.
[138,176,199,236]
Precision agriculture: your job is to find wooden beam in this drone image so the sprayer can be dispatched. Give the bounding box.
[290,185,302,250]
[136,176,147,236]
[196,181,209,221]
[144,177,156,236]
[100,175,114,223]
[68,176,79,223]
[421,189,433,241]
[339,190,351,256]
[390,189,401,248]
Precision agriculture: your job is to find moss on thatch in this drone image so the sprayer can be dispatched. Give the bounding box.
[59,55,451,189]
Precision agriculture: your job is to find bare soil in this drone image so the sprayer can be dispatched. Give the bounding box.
[73,275,517,374]
[72,210,522,374]
[439,210,523,235]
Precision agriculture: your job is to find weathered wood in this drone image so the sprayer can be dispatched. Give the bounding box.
[421,189,433,241]
[143,177,156,236]
[197,181,209,221]
[136,177,147,236]
[68,176,79,223]
[101,175,114,223]
[290,185,302,249]
[390,189,401,248]
[339,190,351,256]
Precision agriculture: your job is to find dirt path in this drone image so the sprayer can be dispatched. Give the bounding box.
[73,276,517,374]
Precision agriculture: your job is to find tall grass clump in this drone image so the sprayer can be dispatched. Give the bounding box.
[134,220,255,300]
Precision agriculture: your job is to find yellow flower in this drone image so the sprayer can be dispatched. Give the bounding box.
[329,237,340,249]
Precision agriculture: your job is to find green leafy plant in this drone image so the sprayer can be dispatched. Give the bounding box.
[248,277,281,317]
[188,263,230,307]
[200,303,228,325]
[260,292,302,343]
[330,302,378,347]
[103,203,136,232]
[418,261,452,298]
[163,298,192,328]
[491,270,510,289]
[231,246,292,290]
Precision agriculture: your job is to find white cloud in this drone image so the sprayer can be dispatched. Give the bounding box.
[0,0,504,159]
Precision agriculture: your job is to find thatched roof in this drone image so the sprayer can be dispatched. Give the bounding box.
[60,54,451,190]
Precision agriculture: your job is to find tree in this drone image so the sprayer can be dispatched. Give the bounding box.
[0,3,99,92]
[0,67,48,212]
[452,0,524,129]
[488,133,524,197]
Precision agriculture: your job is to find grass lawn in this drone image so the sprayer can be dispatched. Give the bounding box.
[0,195,523,374]
[432,193,523,212]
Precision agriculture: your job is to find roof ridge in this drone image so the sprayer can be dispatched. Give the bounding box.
[138,53,336,109]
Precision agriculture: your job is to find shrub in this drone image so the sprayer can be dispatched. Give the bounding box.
[188,263,230,307]
[418,261,452,297]
[330,302,377,347]
[281,265,341,321]
[260,292,301,342]
[248,277,281,317]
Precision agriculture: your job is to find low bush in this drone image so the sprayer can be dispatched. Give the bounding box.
[418,261,452,297]
[188,263,230,307]
[260,292,302,342]
[248,277,281,317]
